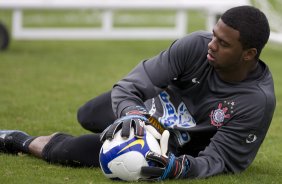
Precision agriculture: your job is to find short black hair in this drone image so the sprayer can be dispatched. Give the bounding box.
[221,6,270,59]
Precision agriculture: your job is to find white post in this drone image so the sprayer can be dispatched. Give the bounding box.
[206,12,214,32]
[102,10,113,32]
[12,9,23,39]
[175,10,187,37]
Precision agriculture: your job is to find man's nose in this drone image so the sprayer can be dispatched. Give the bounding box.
[208,38,217,52]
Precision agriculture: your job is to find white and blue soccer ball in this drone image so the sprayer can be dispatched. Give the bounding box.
[99,128,161,181]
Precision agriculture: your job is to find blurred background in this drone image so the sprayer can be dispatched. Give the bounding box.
[1,0,282,48]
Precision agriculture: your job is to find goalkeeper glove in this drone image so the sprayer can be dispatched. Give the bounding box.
[141,152,190,181]
[100,106,149,141]
[141,130,190,181]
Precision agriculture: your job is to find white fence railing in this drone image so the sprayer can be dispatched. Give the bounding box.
[0,0,251,40]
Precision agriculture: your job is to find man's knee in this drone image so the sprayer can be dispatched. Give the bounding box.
[76,91,116,132]
[77,105,99,132]
[77,105,89,126]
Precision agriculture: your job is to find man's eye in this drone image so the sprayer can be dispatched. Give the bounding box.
[220,41,228,47]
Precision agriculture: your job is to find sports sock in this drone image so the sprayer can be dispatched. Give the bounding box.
[4,132,36,154]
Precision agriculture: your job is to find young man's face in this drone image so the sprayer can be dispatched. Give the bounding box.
[207,19,245,73]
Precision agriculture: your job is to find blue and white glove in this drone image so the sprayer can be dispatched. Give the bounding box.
[141,130,190,181]
[141,152,190,180]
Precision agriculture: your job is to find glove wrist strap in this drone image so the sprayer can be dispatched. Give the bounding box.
[122,105,149,117]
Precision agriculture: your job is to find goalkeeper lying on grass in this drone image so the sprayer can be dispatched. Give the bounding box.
[0,5,276,181]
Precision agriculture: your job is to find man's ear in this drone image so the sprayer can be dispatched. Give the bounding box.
[243,48,257,61]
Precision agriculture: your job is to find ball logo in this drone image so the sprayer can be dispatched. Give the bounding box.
[118,139,145,154]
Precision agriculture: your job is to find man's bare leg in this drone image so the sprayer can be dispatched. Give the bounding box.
[28,133,58,158]
[1,131,103,167]
[0,130,56,156]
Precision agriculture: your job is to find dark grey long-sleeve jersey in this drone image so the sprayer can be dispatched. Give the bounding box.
[111,31,276,178]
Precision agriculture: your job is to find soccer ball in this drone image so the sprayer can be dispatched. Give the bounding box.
[99,128,161,181]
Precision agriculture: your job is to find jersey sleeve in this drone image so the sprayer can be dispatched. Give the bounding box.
[186,81,276,178]
[111,32,208,117]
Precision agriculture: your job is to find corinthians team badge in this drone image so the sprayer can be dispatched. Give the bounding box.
[209,101,235,128]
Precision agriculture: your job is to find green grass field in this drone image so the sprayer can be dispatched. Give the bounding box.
[0,9,282,184]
